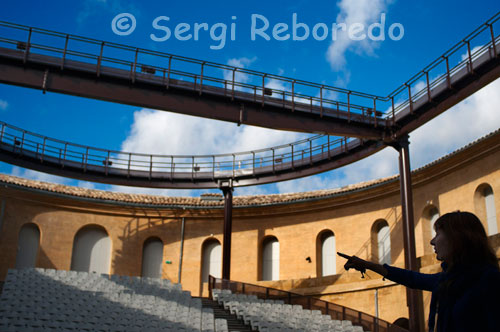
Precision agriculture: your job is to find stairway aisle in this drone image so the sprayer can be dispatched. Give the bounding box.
[201,297,254,332]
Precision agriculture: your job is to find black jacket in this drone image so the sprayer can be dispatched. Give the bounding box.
[384,262,500,332]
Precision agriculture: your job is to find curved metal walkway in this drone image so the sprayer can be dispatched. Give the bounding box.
[0,12,499,188]
[0,121,382,188]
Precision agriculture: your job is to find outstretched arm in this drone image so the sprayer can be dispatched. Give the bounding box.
[337,252,440,291]
[337,252,388,277]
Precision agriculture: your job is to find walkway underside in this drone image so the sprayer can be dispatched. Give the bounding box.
[0,47,388,140]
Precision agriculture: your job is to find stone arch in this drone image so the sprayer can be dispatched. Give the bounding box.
[70,224,111,274]
[316,230,336,277]
[15,223,40,269]
[141,237,164,278]
[201,238,221,283]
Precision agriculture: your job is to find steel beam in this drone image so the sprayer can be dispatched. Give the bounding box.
[392,136,422,332]
[222,186,233,280]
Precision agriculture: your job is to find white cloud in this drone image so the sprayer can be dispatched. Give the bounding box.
[0,99,7,111]
[121,109,308,156]
[109,183,198,197]
[11,166,71,185]
[223,57,257,91]
[327,0,390,71]
[409,77,500,168]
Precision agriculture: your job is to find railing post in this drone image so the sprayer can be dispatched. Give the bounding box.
[0,123,5,143]
[149,155,153,180]
[252,151,256,176]
[406,83,413,114]
[309,139,312,165]
[167,55,172,89]
[127,153,131,178]
[425,71,431,103]
[131,48,139,83]
[347,92,351,122]
[41,137,46,163]
[232,154,235,178]
[261,74,266,107]
[327,136,331,159]
[23,28,32,64]
[391,96,395,125]
[232,68,237,101]
[291,80,295,112]
[444,56,451,89]
[320,85,324,117]
[489,24,498,58]
[466,40,474,74]
[62,143,68,168]
[97,41,104,77]
[83,147,88,172]
[61,34,69,70]
[199,62,205,95]
[271,148,275,173]
[212,155,216,180]
[105,151,110,176]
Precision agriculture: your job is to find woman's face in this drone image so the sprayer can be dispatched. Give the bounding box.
[430,228,451,262]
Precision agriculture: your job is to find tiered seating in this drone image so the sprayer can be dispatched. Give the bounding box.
[0,268,227,332]
[213,289,367,332]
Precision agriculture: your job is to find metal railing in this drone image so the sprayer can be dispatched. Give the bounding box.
[0,20,386,124]
[208,276,408,332]
[1,11,499,125]
[0,120,356,180]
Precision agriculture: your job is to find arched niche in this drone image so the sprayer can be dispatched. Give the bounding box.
[316,230,336,277]
[261,236,279,281]
[201,238,221,283]
[15,223,40,269]
[70,225,111,274]
[142,237,164,278]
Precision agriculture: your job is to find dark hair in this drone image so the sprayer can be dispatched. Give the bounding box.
[434,211,498,270]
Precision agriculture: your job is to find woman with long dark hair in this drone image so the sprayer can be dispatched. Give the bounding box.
[339,211,500,332]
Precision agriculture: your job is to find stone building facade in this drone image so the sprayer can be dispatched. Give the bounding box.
[0,130,499,327]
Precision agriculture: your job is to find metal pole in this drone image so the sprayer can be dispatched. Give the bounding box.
[222,186,233,280]
[177,217,185,283]
[393,135,421,332]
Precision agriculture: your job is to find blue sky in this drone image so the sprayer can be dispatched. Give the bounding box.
[0,0,499,197]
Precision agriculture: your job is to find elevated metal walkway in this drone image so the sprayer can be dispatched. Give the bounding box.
[0,12,499,188]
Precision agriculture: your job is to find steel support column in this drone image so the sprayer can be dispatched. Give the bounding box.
[393,135,422,332]
[221,186,233,280]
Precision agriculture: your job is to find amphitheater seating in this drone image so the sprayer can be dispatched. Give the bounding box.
[212,289,367,332]
[0,268,226,332]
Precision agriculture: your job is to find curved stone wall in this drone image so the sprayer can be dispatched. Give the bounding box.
[0,130,498,326]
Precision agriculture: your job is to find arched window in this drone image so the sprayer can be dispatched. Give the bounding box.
[201,239,221,282]
[428,207,440,238]
[372,220,391,265]
[483,186,498,235]
[262,236,279,281]
[15,223,40,269]
[142,237,163,278]
[71,225,111,274]
[475,184,498,235]
[317,231,336,277]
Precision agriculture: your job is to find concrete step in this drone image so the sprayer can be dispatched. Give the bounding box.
[201,298,254,332]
